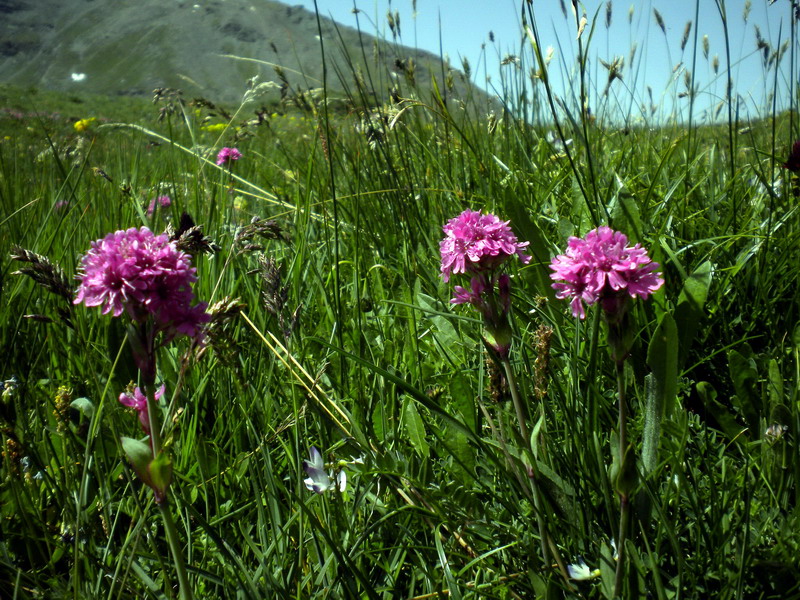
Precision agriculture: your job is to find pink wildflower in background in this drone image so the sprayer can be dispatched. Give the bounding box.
[146,195,171,217]
[73,227,209,341]
[216,146,242,166]
[440,209,530,282]
[118,384,165,435]
[549,226,663,319]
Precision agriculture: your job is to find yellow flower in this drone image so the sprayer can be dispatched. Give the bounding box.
[74,118,96,133]
[200,123,228,133]
[233,196,249,212]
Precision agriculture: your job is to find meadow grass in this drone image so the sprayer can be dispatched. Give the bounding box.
[1,2,799,599]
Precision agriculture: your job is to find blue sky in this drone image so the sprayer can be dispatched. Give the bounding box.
[297,0,793,121]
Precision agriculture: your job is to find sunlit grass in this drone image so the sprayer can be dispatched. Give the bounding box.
[1,2,799,598]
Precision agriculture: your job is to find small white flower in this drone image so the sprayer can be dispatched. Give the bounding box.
[303,447,331,494]
[545,130,573,153]
[303,447,348,494]
[71,72,86,82]
[567,558,601,581]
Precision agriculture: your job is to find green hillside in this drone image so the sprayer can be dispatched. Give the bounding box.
[0,0,492,110]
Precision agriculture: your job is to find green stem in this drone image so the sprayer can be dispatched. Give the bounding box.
[501,357,529,444]
[158,500,193,600]
[144,382,163,458]
[143,383,192,599]
[614,360,629,598]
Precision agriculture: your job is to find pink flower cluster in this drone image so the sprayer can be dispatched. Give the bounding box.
[146,195,171,217]
[119,384,165,435]
[549,226,664,319]
[440,210,531,282]
[216,146,242,166]
[451,273,511,312]
[440,210,529,358]
[74,227,209,340]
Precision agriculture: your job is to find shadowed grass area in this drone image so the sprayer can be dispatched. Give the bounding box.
[0,2,799,599]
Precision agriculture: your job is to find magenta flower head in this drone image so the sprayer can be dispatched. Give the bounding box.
[146,195,171,217]
[73,227,209,341]
[440,209,530,282]
[441,210,529,358]
[216,146,242,166]
[119,384,165,435]
[549,226,664,320]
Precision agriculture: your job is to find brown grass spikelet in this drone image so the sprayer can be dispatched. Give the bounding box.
[316,121,329,161]
[165,212,220,256]
[190,96,232,121]
[257,256,301,340]
[486,353,509,403]
[10,246,73,304]
[259,256,287,316]
[653,9,666,35]
[600,56,624,95]
[235,217,290,253]
[152,87,186,122]
[680,21,692,52]
[197,297,247,374]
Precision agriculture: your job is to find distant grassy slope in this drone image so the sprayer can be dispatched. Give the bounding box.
[0,0,492,111]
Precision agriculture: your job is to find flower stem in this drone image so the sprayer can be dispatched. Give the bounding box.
[501,357,529,444]
[614,359,629,598]
[145,382,163,458]
[144,383,192,599]
[158,500,194,600]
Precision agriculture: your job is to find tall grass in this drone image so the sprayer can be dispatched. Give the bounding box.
[1,1,799,598]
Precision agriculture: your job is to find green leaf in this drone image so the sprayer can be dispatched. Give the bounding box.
[767,359,783,410]
[445,427,475,482]
[695,382,746,442]
[728,349,761,438]
[502,202,555,299]
[642,374,660,477]
[121,436,154,489]
[70,397,95,420]
[449,375,475,432]
[535,461,578,519]
[402,396,429,458]
[416,292,460,352]
[149,451,173,496]
[647,312,679,418]
[610,180,642,241]
[371,400,386,442]
[674,260,713,367]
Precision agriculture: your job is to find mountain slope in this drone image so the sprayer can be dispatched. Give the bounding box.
[0,0,491,109]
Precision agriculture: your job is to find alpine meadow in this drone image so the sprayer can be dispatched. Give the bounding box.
[1,1,800,599]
